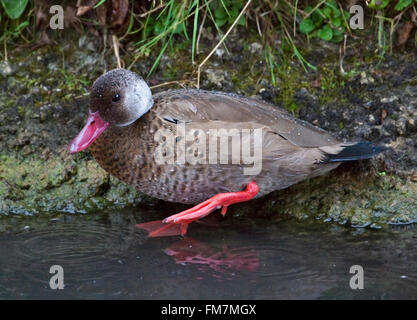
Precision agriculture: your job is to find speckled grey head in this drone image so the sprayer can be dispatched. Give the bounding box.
[89,68,153,126]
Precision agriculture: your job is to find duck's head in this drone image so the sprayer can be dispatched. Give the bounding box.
[68,68,153,153]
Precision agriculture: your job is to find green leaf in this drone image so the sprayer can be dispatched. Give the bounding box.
[214,6,227,20]
[311,9,324,23]
[331,17,342,27]
[229,6,239,18]
[323,7,332,19]
[305,6,313,13]
[232,0,243,10]
[317,25,333,41]
[14,20,29,32]
[1,0,29,19]
[300,19,315,34]
[237,15,245,26]
[325,0,338,13]
[333,28,343,36]
[154,20,165,35]
[215,17,227,27]
[332,8,341,18]
[331,34,344,43]
[368,0,390,10]
[219,0,230,16]
[173,22,186,35]
[331,29,344,43]
[395,0,412,10]
[327,0,337,7]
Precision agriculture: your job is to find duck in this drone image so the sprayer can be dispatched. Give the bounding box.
[68,68,387,237]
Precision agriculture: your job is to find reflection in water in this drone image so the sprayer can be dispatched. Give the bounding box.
[163,238,259,280]
[0,205,417,299]
[3,220,143,282]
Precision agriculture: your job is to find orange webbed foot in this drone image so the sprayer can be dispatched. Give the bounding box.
[137,181,259,238]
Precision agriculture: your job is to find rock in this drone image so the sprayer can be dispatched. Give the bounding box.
[86,41,95,52]
[405,85,417,96]
[204,68,227,87]
[360,72,375,84]
[355,125,372,139]
[48,61,59,72]
[249,42,262,54]
[78,35,87,49]
[0,61,14,77]
[381,95,399,103]
[407,118,415,131]
[396,117,408,135]
[215,48,225,58]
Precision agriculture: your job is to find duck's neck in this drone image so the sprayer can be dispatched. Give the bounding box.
[89,116,153,187]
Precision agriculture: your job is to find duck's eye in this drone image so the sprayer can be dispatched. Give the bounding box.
[112,93,120,102]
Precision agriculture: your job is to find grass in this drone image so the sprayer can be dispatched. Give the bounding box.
[1,0,417,85]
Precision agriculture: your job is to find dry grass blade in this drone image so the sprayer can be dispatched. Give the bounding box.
[112,34,122,68]
[150,80,194,89]
[197,0,253,88]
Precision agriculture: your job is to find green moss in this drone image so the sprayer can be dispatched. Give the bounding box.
[274,64,306,113]
[0,153,153,215]
[257,169,417,228]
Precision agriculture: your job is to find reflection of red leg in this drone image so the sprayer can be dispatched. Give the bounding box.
[136,220,188,238]
[136,181,259,238]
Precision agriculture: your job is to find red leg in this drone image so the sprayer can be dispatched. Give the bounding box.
[136,181,259,238]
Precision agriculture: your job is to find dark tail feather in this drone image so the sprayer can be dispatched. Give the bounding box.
[322,142,388,163]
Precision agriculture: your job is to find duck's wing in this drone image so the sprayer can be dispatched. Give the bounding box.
[152,89,340,148]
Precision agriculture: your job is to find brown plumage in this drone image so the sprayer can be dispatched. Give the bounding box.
[90,88,343,203]
[69,69,387,236]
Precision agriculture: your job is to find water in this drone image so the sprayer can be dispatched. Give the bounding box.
[1,204,416,299]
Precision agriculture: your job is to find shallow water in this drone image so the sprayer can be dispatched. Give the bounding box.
[0,204,416,299]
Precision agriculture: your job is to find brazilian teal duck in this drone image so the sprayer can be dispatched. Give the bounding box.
[68,69,386,237]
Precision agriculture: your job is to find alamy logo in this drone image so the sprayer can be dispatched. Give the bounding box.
[49,265,64,290]
[49,5,64,30]
[153,123,263,175]
[349,5,364,30]
[349,265,364,290]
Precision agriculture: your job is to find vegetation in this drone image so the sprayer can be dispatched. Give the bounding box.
[1,0,417,80]
[299,0,350,43]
